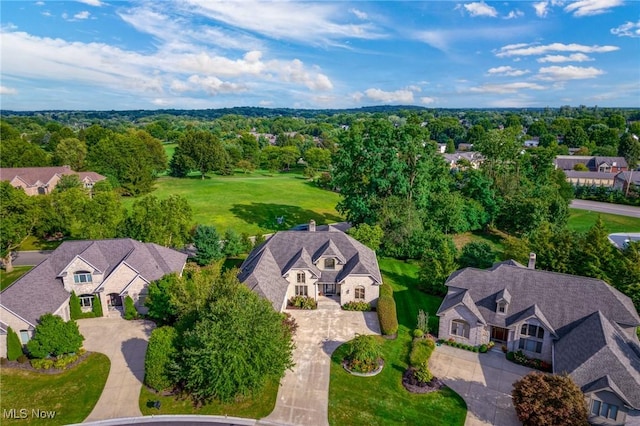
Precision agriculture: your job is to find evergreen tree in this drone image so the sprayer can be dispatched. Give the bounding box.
[6,326,23,361]
[92,295,103,317]
[193,225,224,266]
[69,291,82,320]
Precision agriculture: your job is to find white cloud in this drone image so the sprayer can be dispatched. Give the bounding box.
[0,86,18,95]
[187,75,246,95]
[42,11,52,17]
[361,88,414,103]
[415,25,536,53]
[182,0,385,45]
[564,0,623,17]
[74,11,90,20]
[537,65,604,80]
[533,1,550,17]
[537,53,593,62]
[611,21,640,38]
[35,1,45,6]
[469,82,545,93]
[77,0,104,6]
[420,96,436,104]
[350,8,368,20]
[487,66,530,76]
[461,2,498,17]
[496,42,619,57]
[504,10,524,19]
[259,100,274,107]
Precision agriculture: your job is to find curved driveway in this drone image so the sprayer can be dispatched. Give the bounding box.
[78,316,155,422]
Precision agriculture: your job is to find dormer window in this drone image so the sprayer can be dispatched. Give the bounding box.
[324,258,335,270]
[73,271,93,284]
[497,301,507,314]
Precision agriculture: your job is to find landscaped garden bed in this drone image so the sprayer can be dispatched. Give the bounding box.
[507,350,552,372]
[287,295,317,309]
[342,301,372,311]
[437,338,495,353]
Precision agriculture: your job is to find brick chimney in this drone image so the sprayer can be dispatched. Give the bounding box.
[528,252,536,269]
[309,220,316,232]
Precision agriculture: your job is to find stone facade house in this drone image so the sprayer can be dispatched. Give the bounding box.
[0,166,106,195]
[436,256,640,425]
[0,239,187,357]
[238,221,382,311]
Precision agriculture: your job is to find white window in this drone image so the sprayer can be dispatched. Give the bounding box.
[79,294,93,308]
[497,301,506,313]
[354,286,365,300]
[324,258,335,270]
[519,323,544,353]
[451,320,470,339]
[20,330,30,344]
[73,271,93,284]
[295,285,308,297]
[296,272,306,284]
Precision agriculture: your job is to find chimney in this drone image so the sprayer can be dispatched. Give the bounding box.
[528,253,536,269]
[309,220,316,232]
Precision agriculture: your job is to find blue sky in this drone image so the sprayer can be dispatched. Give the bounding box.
[1,0,639,110]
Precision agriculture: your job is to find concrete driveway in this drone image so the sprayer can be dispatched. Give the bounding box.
[260,298,380,426]
[429,345,534,426]
[78,316,155,422]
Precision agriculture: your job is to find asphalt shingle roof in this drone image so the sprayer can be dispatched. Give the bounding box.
[238,229,381,309]
[1,239,187,326]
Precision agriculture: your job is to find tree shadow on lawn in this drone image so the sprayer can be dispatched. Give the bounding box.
[230,203,343,232]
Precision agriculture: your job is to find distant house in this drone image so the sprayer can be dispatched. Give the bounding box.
[443,152,484,170]
[554,156,628,173]
[564,171,616,187]
[238,221,382,311]
[523,137,539,147]
[436,257,640,425]
[613,171,640,193]
[0,239,187,357]
[0,166,106,195]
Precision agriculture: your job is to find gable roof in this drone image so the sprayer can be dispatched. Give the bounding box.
[555,311,640,408]
[439,262,640,337]
[0,239,187,326]
[0,166,106,188]
[238,228,382,309]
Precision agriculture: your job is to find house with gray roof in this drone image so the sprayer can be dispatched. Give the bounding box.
[0,239,187,357]
[0,166,106,196]
[436,256,640,425]
[554,155,628,173]
[238,220,382,311]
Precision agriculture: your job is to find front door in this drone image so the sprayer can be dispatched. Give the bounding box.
[322,283,336,295]
[108,293,122,307]
[491,326,509,342]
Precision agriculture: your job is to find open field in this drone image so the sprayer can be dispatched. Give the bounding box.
[328,258,466,426]
[567,209,640,233]
[129,172,343,235]
[0,353,110,425]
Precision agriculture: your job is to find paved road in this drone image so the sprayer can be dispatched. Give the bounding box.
[79,316,155,422]
[12,250,52,266]
[570,200,640,218]
[259,297,380,426]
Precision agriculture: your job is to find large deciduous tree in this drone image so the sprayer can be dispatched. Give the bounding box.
[172,130,229,179]
[123,195,192,248]
[0,182,38,271]
[174,269,295,403]
[512,373,588,426]
[26,314,84,359]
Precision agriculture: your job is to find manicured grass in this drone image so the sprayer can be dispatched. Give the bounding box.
[328,258,466,426]
[567,209,640,233]
[18,235,63,251]
[163,142,178,160]
[128,171,343,235]
[0,353,110,425]
[0,266,32,291]
[139,378,279,419]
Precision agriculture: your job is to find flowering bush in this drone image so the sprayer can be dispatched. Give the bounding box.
[288,296,317,310]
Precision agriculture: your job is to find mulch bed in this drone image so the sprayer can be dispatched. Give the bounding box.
[402,368,446,394]
[1,351,92,375]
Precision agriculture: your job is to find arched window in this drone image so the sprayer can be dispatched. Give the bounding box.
[73,271,93,284]
[450,319,470,339]
[354,286,365,300]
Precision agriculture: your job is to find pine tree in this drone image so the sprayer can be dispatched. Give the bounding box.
[69,291,82,320]
[6,326,23,361]
[92,294,103,317]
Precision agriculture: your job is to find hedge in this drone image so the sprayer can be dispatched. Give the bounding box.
[124,295,139,320]
[377,295,398,336]
[6,326,23,361]
[409,338,435,367]
[144,326,177,391]
[379,282,393,298]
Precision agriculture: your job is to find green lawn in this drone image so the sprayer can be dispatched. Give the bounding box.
[567,209,640,233]
[328,258,467,426]
[18,235,63,251]
[0,266,32,291]
[139,378,279,419]
[0,353,110,425]
[127,172,343,235]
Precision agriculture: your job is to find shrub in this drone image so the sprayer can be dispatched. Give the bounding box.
[506,351,515,361]
[31,358,54,370]
[416,309,429,334]
[512,372,588,426]
[346,334,382,373]
[0,357,8,366]
[6,326,23,361]
[69,291,82,320]
[281,313,298,336]
[413,329,424,338]
[379,282,393,298]
[17,354,28,363]
[414,363,433,383]
[53,353,79,369]
[91,295,103,317]
[124,295,139,320]
[144,326,177,392]
[409,338,435,367]
[26,313,84,358]
[288,296,317,310]
[479,344,488,353]
[342,301,371,311]
[377,295,398,336]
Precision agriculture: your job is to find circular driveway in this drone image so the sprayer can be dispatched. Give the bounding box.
[78,316,155,422]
